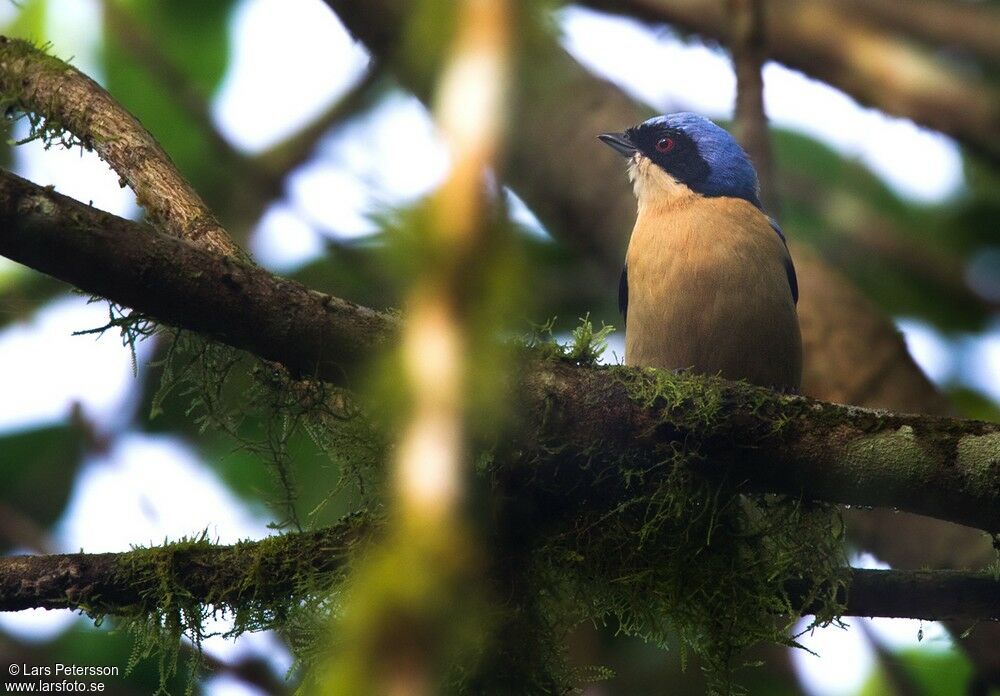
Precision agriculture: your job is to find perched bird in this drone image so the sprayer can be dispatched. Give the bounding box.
[598,112,802,392]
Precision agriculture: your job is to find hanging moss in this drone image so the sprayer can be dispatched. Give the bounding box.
[86,519,370,695]
[151,329,386,530]
[81,316,848,695]
[512,363,849,694]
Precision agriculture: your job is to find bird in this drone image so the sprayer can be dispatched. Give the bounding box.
[598,112,802,392]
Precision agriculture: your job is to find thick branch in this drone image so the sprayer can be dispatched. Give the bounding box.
[0,170,391,384]
[0,169,997,533]
[0,528,995,621]
[791,569,999,623]
[580,0,1000,165]
[0,36,241,257]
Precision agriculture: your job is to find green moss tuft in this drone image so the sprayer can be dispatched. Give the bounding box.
[525,314,616,366]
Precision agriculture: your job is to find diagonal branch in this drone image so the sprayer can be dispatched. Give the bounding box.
[0,168,997,534]
[0,170,390,384]
[579,0,1000,165]
[0,524,996,621]
[838,0,1000,67]
[0,36,242,258]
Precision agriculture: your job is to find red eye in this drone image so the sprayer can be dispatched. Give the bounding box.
[656,137,675,153]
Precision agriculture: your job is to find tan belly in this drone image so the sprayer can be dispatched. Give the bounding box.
[624,202,802,392]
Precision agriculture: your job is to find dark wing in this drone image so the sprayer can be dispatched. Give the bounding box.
[618,266,628,321]
[769,219,798,304]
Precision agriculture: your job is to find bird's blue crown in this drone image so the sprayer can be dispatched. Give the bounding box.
[629,113,762,209]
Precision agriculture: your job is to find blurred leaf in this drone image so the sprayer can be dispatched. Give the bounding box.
[859,646,992,696]
[0,273,68,331]
[773,128,992,331]
[4,0,46,42]
[0,423,83,550]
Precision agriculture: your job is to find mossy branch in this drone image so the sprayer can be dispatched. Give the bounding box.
[0,523,995,621]
[0,36,242,258]
[0,524,368,615]
[0,168,998,535]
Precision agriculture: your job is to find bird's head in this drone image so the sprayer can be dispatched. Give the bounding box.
[599,112,761,209]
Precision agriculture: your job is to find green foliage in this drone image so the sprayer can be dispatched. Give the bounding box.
[0,423,83,552]
[3,0,46,44]
[858,645,994,696]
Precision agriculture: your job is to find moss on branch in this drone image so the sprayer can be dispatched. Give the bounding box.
[0,523,995,621]
[0,167,997,533]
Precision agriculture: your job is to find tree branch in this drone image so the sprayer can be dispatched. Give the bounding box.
[580,0,1000,165]
[0,170,391,384]
[1,526,995,621]
[0,168,997,533]
[0,36,242,257]
[0,525,365,614]
[728,0,778,215]
[838,0,1000,67]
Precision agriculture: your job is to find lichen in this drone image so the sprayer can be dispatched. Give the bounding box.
[956,433,1000,490]
[844,425,934,481]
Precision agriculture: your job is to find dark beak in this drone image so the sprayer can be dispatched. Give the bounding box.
[598,131,637,157]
